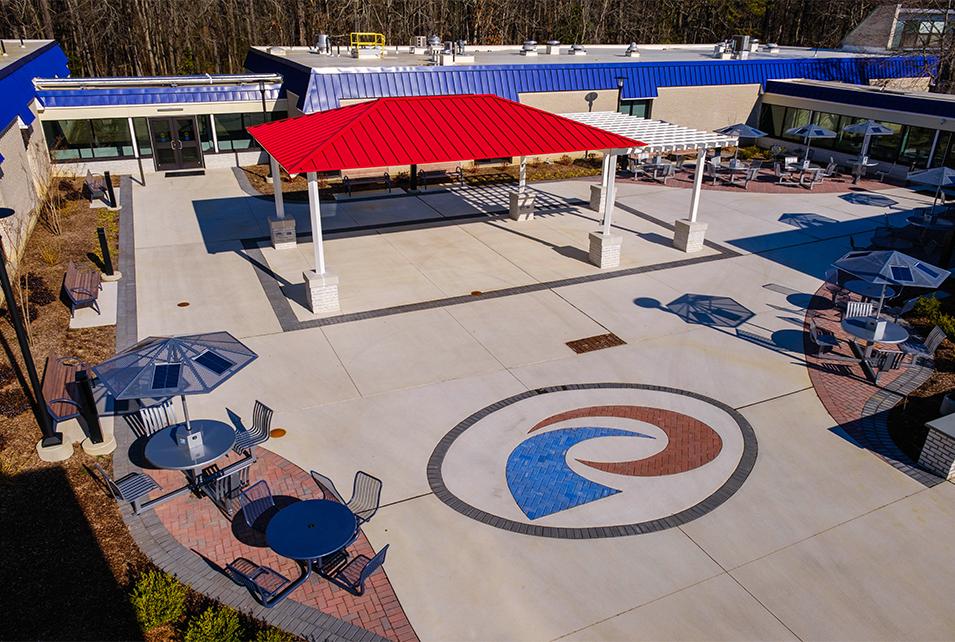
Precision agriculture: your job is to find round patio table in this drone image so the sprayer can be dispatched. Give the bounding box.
[843,279,896,301]
[144,419,235,471]
[266,499,357,562]
[840,316,909,359]
[906,214,955,231]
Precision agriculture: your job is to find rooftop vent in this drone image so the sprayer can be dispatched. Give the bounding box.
[312,33,330,54]
[625,42,640,57]
[569,43,587,56]
[766,42,780,54]
[546,40,561,55]
[521,40,538,56]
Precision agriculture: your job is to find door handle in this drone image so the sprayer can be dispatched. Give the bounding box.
[172,140,182,150]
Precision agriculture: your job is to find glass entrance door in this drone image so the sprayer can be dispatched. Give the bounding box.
[148,117,204,171]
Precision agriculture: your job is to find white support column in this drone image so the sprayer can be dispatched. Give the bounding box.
[303,172,339,313]
[127,117,139,157]
[267,155,295,249]
[589,152,622,269]
[673,147,708,253]
[590,152,612,211]
[210,115,219,153]
[509,155,535,220]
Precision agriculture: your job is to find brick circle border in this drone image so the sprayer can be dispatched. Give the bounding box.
[427,383,758,539]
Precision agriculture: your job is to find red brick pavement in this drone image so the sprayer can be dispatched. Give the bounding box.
[149,449,418,642]
[804,287,909,428]
[631,167,895,195]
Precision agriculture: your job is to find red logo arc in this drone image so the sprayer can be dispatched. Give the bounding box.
[529,405,722,477]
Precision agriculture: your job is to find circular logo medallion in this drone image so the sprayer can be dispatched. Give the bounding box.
[428,383,757,538]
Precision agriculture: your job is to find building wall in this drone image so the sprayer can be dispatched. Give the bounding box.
[517,89,618,113]
[52,149,267,177]
[760,92,955,132]
[840,3,900,51]
[652,84,762,131]
[0,102,48,267]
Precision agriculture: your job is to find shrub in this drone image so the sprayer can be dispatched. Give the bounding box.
[255,627,296,642]
[129,570,187,630]
[184,606,244,642]
[38,239,61,266]
[913,295,943,321]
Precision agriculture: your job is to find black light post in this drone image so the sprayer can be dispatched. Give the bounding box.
[0,208,60,446]
[615,76,626,113]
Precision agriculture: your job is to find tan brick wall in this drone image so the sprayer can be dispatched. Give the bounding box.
[870,76,933,92]
[0,102,47,267]
[518,89,619,114]
[841,4,900,51]
[651,84,762,132]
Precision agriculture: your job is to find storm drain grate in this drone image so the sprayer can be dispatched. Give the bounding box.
[566,333,626,354]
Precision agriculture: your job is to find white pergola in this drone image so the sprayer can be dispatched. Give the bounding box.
[565,112,738,252]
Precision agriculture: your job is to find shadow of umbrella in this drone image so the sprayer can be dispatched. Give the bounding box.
[840,192,898,208]
[666,294,755,328]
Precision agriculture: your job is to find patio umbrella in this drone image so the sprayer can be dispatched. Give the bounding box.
[841,119,894,165]
[785,124,837,165]
[832,250,951,317]
[907,166,955,216]
[715,123,767,159]
[92,331,257,432]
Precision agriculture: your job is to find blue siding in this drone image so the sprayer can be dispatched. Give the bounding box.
[37,83,283,108]
[765,78,955,119]
[0,42,69,129]
[296,54,935,112]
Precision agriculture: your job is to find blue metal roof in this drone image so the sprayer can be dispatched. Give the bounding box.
[764,79,955,119]
[37,82,283,108]
[243,52,935,113]
[0,41,69,163]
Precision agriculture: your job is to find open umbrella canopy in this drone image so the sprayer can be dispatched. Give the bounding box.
[715,123,767,138]
[93,331,257,400]
[785,124,837,139]
[908,166,955,188]
[842,120,895,137]
[832,250,950,288]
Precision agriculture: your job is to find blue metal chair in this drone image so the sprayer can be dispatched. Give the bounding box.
[901,326,947,363]
[319,545,389,596]
[238,480,275,529]
[309,470,346,504]
[124,399,177,438]
[349,472,383,525]
[93,462,161,515]
[226,557,291,607]
[233,400,273,454]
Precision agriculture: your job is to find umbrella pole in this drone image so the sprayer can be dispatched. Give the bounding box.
[181,394,192,432]
[933,184,941,218]
[876,283,887,319]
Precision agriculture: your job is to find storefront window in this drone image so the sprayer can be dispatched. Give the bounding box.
[90,118,134,158]
[199,116,214,152]
[42,120,94,160]
[619,99,651,118]
[898,125,936,169]
[213,111,287,152]
[133,118,152,157]
[866,121,904,163]
[758,104,786,137]
[781,108,812,141]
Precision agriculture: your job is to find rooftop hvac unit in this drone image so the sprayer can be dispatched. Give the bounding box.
[313,33,330,54]
[521,40,538,56]
[546,40,560,55]
[414,35,427,49]
[732,35,750,53]
[568,43,587,56]
[625,42,640,57]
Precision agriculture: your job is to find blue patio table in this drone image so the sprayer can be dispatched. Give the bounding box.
[144,419,236,472]
[843,279,896,301]
[907,214,955,232]
[841,316,909,375]
[266,499,357,563]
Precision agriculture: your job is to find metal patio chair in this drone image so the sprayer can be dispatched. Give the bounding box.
[808,317,840,355]
[233,400,273,454]
[901,326,947,363]
[319,545,389,597]
[124,399,177,438]
[845,300,874,319]
[238,480,275,529]
[883,296,919,323]
[226,557,292,607]
[873,348,906,383]
[93,462,161,515]
[309,470,383,526]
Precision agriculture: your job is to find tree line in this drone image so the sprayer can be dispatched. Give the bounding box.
[0,0,951,91]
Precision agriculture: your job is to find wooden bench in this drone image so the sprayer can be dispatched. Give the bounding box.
[62,261,102,317]
[84,169,108,203]
[342,172,392,197]
[42,354,92,425]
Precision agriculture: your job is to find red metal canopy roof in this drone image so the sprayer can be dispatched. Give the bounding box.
[247,94,644,174]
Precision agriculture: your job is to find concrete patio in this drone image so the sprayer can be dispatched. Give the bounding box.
[122,167,955,641]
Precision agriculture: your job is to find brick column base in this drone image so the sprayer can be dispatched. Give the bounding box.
[589,231,622,269]
[269,217,297,250]
[304,270,340,314]
[508,192,535,221]
[673,219,708,253]
[918,422,955,479]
